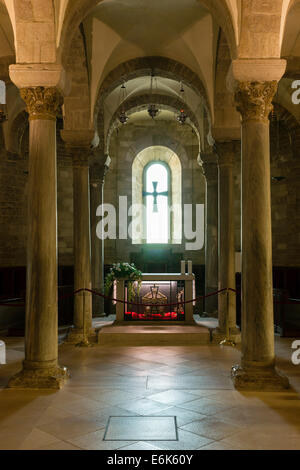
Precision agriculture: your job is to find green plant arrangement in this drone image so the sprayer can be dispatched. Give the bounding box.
[104,263,143,302]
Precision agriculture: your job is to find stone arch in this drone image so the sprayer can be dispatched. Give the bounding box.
[96,56,211,156]
[238,0,296,59]
[213,29,240,141]
[62,26,92,132]
[120,131,191,171]
[5,0,56,63]
[281,0,300,55]
[106,93,202,155]
[95,56,210,120]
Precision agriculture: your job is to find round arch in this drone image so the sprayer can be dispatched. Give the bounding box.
[95,56,211,122]
[132,145,182,245]
[106,93,202,155]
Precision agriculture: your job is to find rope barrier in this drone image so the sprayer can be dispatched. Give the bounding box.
[0,287,236,309]
[0,287,299,308]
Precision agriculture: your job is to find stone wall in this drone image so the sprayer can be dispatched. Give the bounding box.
[0,108,300,271]
[0,125,74,268]
[104,117,206,267]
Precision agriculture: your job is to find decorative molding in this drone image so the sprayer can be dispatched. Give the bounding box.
[234,81,278,123]
[20,87,62,121]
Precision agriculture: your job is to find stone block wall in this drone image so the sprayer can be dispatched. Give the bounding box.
[0,107,299,273]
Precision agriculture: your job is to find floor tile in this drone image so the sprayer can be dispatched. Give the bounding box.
[147,429,214,450]
[104,416,177,441]
[147,390,198,406]
[179,397,234,416]
[180,417,242,441]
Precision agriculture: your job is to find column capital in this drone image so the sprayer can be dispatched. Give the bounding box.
[60,129,95,148]
[20,87,62,121]
[230,59,286,84]
[215,141,239,167]
[9,63,70,95]
[234,81,278,123]
[200,154,218,183]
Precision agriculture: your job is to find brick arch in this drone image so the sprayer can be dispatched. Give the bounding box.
[106,93,202,155]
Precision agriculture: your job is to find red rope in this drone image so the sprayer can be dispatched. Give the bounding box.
[0,287,236,309]
[1,287,298,309]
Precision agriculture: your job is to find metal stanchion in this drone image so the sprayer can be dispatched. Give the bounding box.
[76,290,93,348]
[220,288,236,348]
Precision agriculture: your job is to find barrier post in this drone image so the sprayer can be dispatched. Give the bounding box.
[76,290,93,348]
[220,289,236,347]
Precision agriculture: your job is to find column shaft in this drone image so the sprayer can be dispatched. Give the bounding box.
[232,80,289,390]
[201,155,218,315]
[70,154,93,342]
[215,142,240,342]
[90,172,104,315]
[9,86,69,389]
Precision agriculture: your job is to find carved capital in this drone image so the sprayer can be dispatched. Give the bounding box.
[20,87,62,121]
[234,81,278,123]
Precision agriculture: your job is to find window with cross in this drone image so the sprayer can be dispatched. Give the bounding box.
[143,162,171,244]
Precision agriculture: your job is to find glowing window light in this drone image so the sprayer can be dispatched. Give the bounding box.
[144,163,170,244]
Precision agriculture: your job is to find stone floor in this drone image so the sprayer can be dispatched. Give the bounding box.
[0,333,300,450]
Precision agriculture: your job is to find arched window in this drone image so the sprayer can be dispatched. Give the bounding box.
[143,162,170,244]
[132,146,182,245]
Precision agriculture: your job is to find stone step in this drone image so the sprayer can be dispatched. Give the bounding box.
[97,324,211,346]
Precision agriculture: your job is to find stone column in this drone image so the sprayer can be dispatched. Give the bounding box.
[214,141,241,343]
[230,60,289,390]
[201,153,218,316]
[61,130,94,343]
[90,163,105,316]
[8,86,69,389]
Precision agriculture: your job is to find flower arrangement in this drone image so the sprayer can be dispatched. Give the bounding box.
[105,263,143,302]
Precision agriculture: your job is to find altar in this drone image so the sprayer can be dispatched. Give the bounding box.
[115,273,195,325]
[98,272,210,345]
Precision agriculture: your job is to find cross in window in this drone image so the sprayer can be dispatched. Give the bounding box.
[143,181,169,213]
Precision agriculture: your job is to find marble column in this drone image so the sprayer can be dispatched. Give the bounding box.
[232,79,289,390]
[201,153,218,316]
[71,151,93,342]
[61,130,95,343]
[214,141,241,343]
[9,86,69,389]
[90,163,105,316]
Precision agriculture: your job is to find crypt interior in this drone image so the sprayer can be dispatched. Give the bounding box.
[0,0,300,451]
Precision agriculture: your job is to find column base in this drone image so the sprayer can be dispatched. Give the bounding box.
[212,326,241,344]
[8,364,70,390]
[66,327,96,344]
[232,364,290,391]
